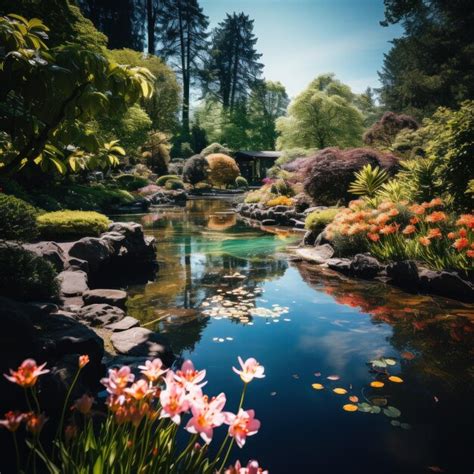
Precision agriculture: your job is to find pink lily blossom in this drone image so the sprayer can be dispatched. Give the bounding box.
[225,460,268,474]
[125,379,154,400]
[159,372,189,425]
[174,360,207,390]
[72,394,94,415]
[225,409,261,448]
[185,392,227,444]
[4,359,49,388]
[100,366,135,395]
[232,357,265,383]
[0,411,25,432]
[138,358,168,383]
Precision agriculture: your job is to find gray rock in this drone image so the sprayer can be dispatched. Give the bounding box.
[67,257,89,273]
[58,270,89,297]
[290,219,306,229]
[327,258,352,274]
[314,229,331,246]
[303,230,316,246]
[350,254,383,279]
[77,304,125,327]
[106,316,140,332]
[68,237,113,272]
[261,219,277,226]
[23,241,66,271]
[387,260,419,288]
[83,289,128,309]
[303,206,328,215]
[296,244,335,264]
[418,268,474,302]
[111,327,172,362]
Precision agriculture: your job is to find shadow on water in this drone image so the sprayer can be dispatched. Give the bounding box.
[113,199,474,473]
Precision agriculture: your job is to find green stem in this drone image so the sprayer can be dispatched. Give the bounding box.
[56,368,82,447]
[174,433,198,469]
[13,432,21,473]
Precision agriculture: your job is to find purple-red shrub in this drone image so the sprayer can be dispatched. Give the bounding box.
[363,112,419,148]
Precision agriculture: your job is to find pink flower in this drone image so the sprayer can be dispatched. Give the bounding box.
[0,411,25,432]
[79,355,89,369]
[101,366,135,395]
[232,357,265,383]
[159,372,189,425]
[225,409,261,448]
[139,358,168,383]
[4,359,49,388]
[25,412,48,435]
[185,392,227,444]
[72,394,94,415]
[125,379,154,400]
[65,424,78,441]
[225,460,268,474]
[174,360,207,390]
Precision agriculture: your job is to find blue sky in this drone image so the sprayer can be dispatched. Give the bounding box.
[200,0,403,98]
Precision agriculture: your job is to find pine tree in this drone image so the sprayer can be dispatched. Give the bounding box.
[156,0,209,137]
[203,13,263,113]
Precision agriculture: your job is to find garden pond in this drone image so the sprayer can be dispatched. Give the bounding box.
[114,199,474,473]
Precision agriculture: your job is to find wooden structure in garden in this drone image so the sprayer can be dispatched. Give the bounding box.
[234,150,282,185]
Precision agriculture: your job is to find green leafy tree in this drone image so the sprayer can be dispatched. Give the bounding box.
[276,74,364,150]
[0,14,154,175]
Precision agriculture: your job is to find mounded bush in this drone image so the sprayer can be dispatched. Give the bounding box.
[115,174,149,191]
[37,211,111,239]
[0,194,39,241]
[60,184,136,211]
[265,196,294,207]
[156,175,180,186]
[205,153,240,188]
[305,208,340,233]
[235,176,249,189]
[0,242,59,301]
[201,142,231,157]
[301,147,399,205]
[165,179,184,190]
[183,155,209,185]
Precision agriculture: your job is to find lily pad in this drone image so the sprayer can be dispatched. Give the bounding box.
[383,406,401,418]
[357,402,372,413]
[390,420,401,427]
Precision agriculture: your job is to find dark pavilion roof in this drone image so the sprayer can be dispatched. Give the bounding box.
[234,150,282,160]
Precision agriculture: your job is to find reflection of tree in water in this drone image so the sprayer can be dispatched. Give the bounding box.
[295,260,474,392]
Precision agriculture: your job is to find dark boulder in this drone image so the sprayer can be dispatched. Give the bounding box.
[303,230,316,246]
[326,258,352,275]
[386,260,420,289]
[68,237,113,272]
[350,254,383,279]
[418,269,474,303]
[23,241,67,272]
[261,219,277,226]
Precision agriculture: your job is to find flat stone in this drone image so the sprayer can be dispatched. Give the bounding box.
[261,219,276,226]
[77,304,125,327]
[326,258,352,274]
[83,289,128,309]
[58,270,89,297]
[66,257,89,273]
[105,316,140,332]
[111,327,172,362]
[296,244,335,264]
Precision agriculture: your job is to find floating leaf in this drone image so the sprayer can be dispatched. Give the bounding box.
[370,381,385,388]
[314,372,321,377]
[370,406,381,414]
[333,388,348,395]
[349,396,359,403]
[327,375,340,381]
[371,397,388,407]
[385,358,397,366]
[357,402,372,413]
[343,404,358,412]
[312,383,324,390]
[388,376,404,383]
[401,351,415,360]
[383,406,401,418]
[391,420,401,427]
[371,359,387,368]
[400,423,412,430]
[270,392,277,396]
[292,374,300,379]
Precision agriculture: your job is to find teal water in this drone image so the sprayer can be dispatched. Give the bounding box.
[117,199,474,473]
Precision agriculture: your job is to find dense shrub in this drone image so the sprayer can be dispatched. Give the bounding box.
[183,154,209,185]
[194,182,212,191]
[305,208,340,233]
[301,147,399,206]
[142,131,171,175]
[156,175,180,186]
[37,211,111,239]
[180,142,194,158]
[60,184,136,211]
[235,176,249,189]
[271,179,294,197]
[0,194,39,241]
[115,174,149,191]
[201,142,232,157]
[363,112,419,149]
[0,242,59,301]
[205,153,240,188]
[164,179,184,190]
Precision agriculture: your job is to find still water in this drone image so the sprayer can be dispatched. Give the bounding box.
[116,199,473,473]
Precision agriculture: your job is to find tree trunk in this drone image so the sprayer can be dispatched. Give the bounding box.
[146,0,156,55]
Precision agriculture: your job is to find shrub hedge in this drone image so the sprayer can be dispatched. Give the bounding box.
[115,174,149,191]
[0,194,39,241]
[305,208,340,233]
[156,175,180,186]
[165,179,185,190]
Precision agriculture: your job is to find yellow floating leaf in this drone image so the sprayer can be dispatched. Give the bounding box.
[349,395,359,403]
[333,388,347,395]
[370,381,385,388]
[388,376,404,383]
[312,383,324,390]
[343,404,358,412]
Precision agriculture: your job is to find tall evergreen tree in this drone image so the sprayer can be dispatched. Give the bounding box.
[156,0,209,137]
[379,0,474,118]
[203,13,263,112]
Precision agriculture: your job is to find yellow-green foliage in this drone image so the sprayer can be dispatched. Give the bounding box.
[205,153,240,187]
[265,196,295,207]
[37,211,111,239]
[305,208,340,233]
